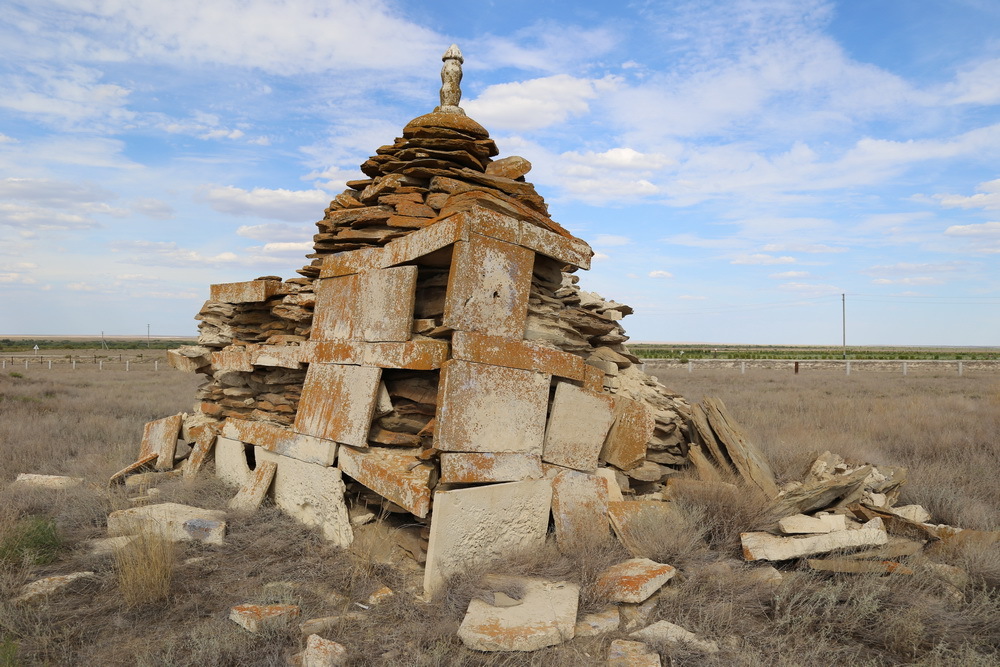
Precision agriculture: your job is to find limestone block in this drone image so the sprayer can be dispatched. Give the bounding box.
[457,576,579,652]
[337,446,433,518]
[210,279,280,304]
[222,419,337,467]
[443,234,533,338]
[631,620,719,653]
[312,266,417,342]
[214,436,254,487]
[107,503,227,545]
[294,363,381,447]
[250,344,304,369]
[439,452,542,484]
[542,382,616,472]
[596,558,676,603]
[12,571,97,604]
[435,360,549,454]
[256,449,353,547]
[305,339,449,369]
[816,513,848,532]
[229,603,301,633]
[211,348,254,373]
[167,348,210,372]
[423,479,552,599]
[608,639,661,667]
[140,414,183,471]
[778,513,837,535]
[741,519,888,561]
[887,504,931,524]
[228,461,277,513]
[582,364,605,393]
[574,607,620,637]
[551,469,610,552]
[300,634,348,667]
[600,397,655,471]
[11,473,83,489]
[451,331,585,380]
[594,468,625,502]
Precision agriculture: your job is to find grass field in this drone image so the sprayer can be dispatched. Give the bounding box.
[0,360,998,665]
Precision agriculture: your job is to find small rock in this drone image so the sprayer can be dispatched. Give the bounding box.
[574,606,619,637]
[13,571,97,604]
[596,558,676,603]
[299,634,348,667]
[229,603,301,633]
[484,155,532,179]
[11,473,83,489]
[631,620,719,653]
[608,639,661,667]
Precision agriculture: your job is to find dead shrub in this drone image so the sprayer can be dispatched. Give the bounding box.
[113,529,174,608]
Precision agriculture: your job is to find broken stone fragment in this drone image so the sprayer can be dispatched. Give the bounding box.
[550,469,610,552]
[227,461,277,514]
[596,558,676,603]
[574,606,620,637]
[108,503,227,545]
[296,634,348,667]
[10,473,83,489]
[485,155,532,179]
[608,639,661,667]
[778,513,846,535]
[229,603,301,633]
[630,620,720,653]
[741,518,888,561]
[457,577,579,652]
[12,571,97,605]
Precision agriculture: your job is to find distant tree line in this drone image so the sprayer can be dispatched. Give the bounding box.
[0,339,191,352]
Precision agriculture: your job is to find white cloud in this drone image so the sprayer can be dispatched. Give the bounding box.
[778,282,841,293]
[591,234,631,247]
[944,221,1000,237]
[678,295,707,300]
[477,22,618,73]
[760,243,845,253]
[110,240,241,267]
[940,58,1000,105]
[872,277,944,286]
[0,65,133,130]
[730,253,796,265]
[863,261,964,277]
[562,148,673,171]
[0,134,17,143]
[258,241,313,253]
[236,222,313,242]
[198,185,329,222]
[648,270,674,279]
[133,198,174,220]
[0,203,98,230]
[464,74,619,131]
[933,178,1000,210]
[769,270,809,278]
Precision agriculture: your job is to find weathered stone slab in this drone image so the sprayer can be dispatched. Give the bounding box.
[582,364,605,393]
[108,503,227,545]
[108,452,158,486]
[312,266,418,343]
[574,607,620,638]
[294,363,381,447]
[776,466,873,516]
[451,331,585,380]
[543,382,616,472]
[299,634,348,667]
[703,397,779,498]
[12,571,97,605]
[11,473,83,489]
[214,436,253,487]
[210,279,280,304]
[183,425,218,479]
[229,603,301,633]
[439,452,543,484]
[741,518,888,561]
[211,347,254,372]
[600,397,654,471]
[778,513,838,535]
[596,558,676,603]
[608,639,661,667]
[311,274,356,341]
[435,360,549,454]
[457,576,579,652]
[448,206,592,269]
[140,414,183,471]
[443,234,533,338]
[304,340,449,369]
[337,446,433,518]
[222,419,337,467]
[594,468,625,502]
[424,479,552,599]
[319,246,384,278]
[228,461,277,513]
[167,347,211,372]
[630,620,719,653]
[249,344,305,369]
[551,469,610,552]
[256,448,353,546]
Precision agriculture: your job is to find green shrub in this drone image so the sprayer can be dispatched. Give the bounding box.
[0,516,62,565]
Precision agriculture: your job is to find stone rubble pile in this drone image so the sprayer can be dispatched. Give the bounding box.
[6,46,985,662]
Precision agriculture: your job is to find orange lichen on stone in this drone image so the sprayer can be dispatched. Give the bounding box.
[595,558,676,603]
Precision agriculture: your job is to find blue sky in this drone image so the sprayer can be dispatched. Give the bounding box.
[1,0,998,345]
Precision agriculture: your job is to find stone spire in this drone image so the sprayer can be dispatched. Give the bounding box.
[436,44,465,115]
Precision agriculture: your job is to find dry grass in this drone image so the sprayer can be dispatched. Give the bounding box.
[113,529,175,608]
[0,361,996,664]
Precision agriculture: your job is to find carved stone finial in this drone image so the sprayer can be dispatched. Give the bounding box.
[437,44,465,115]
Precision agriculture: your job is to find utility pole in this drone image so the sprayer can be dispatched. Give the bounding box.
[147,323,151,348]
[842,293,846,360]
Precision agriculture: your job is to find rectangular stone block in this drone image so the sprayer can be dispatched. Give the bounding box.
[337,446,433,518]
[311,274,357,341]
[453,206,592,269]
[108,503,227,545]
[210,280,280,304]
[249,344,305,369]
[551,469,611,552]
[435,360,550,454]
[222,419,337,467]
[543,382,616,472]
[319,246,384,278]
[583,364,605,393]
[211,347,254,372]
[451,331,585,380]
[382,215,464,267]
[443,235,533,338]
[424,479,553,599]
[256,448,353,546]
[312,266,418,343]
[600,396,655,471]
[228,461,277,513]
[439,452,543,484]
[140,414,183,471]
[741,519,889,561]
[294,364,381,448]
[303,340,449,370]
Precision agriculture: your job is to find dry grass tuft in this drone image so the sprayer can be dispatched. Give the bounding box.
[113,529,175,608]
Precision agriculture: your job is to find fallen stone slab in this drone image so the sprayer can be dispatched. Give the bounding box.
[741,518,887,561]
[139,414,183,471]
[457,576,579,652]
[12,571,97,604]
[608,639,661,667]
[551,469,610,553]
[107,503,227,545]
[596,558,676,603]
[888,504,931,523]
[806,557,914,575]
[11,473,84,490]
[541,381,615,472]
[574,606,619,638]
[229,603,301,633]
[778,513,845,535]
[228,461,277,513]
[776,465,872,515]
[631,620,720,653]
[338,446,433,517]
[296,634,348,667]
[83,535,135,557]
